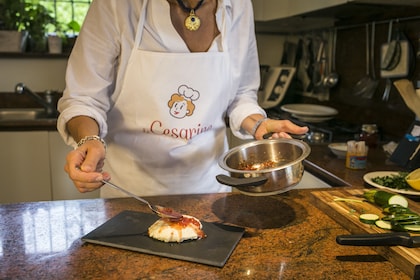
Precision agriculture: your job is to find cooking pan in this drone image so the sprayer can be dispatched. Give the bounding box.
[216,138,311,196]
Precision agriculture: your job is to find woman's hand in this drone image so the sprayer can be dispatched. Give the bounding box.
[64,139,110,193]
[254,118,308,140]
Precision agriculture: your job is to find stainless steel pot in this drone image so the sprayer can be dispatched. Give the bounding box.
[217,138,311,196]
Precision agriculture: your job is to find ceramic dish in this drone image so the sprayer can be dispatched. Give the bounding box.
[281,104,338,117]
[328,143,347,159]
[363,171,420,196]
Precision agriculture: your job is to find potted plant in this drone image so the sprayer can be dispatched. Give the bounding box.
[23,2,54,53]
[0,0,54,53]
[62,20,81,54]
[0,0,29,52]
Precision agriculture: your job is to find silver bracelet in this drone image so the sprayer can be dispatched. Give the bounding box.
[251,117,268,137]
[76,135,107,150]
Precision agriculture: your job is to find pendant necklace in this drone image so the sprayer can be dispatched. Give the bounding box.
[176,0,205,31]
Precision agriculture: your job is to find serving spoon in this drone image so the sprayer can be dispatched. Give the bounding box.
[101,180,183,221]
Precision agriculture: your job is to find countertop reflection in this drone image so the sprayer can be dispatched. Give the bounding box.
[0,191,410,279]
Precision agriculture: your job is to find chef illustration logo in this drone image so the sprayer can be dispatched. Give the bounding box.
[168,85,200,119]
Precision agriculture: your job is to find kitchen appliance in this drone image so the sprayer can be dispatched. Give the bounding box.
[266,105,358,143]
[258,66,295,109]
[82,210,245,267]
[217,138,310,196]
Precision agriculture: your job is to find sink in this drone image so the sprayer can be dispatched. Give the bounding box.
[0,108,48,121]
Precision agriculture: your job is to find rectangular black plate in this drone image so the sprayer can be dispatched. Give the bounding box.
[82,210,245,267]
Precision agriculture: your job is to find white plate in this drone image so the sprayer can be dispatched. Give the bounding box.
[363,171,420,196]
[291,114,334,123]
[281,104,338,117]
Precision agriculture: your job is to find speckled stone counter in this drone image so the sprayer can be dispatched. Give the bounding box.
[306,143,405,186]
[0,191,410,279]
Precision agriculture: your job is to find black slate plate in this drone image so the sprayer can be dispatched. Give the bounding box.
[82,210,245,267]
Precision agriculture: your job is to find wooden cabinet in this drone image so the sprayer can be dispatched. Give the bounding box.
[0,131,99,204]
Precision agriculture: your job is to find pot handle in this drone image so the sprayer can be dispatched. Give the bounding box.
[216,174,267,187]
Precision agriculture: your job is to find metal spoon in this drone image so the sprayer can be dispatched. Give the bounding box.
[101,180,183,220]
[323,28,339,88]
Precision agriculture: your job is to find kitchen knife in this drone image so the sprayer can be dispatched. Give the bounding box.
[336,232,420,248]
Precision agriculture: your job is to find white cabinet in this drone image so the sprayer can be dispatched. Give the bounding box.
[48,131,100,201]
[0,131,99,204]
[0,131,51,203]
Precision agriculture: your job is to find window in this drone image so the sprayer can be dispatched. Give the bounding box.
[39,0,91,35]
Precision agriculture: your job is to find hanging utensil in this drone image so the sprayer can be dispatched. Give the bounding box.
[324,28,339,88]
[382,21,394,101]
[352,24,378,97]
[313,39,325,87]
[363,21,379,99]
[101,180,183,220]
[394,79,420,117]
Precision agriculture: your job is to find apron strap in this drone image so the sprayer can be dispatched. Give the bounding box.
[134,0,149,47]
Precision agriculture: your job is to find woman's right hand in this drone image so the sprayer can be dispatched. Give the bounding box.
[64,139,110,193]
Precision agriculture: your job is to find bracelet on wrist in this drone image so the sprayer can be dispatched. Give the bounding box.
[251,117,268,137]
[76,135,107,150]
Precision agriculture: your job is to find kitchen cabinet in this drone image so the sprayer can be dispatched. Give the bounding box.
[0,131,99,203]
[251,0,420,32]
[48,131,100,201]
[252,0,420,21]
[251,0,347,21]
[0,131,51,203]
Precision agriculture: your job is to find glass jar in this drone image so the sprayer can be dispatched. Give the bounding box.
[359,124,378,148]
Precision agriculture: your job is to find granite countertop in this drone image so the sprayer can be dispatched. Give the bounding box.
[306,143,405,186]
[0,190,411,279]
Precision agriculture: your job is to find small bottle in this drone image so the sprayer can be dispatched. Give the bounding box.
[359,124,378,148]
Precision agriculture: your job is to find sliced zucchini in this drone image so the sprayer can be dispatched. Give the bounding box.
[403,225,420,232]
[363,190,409,208]
[383,204,414,214]
[375,220,391,230]
[359,213,379,224]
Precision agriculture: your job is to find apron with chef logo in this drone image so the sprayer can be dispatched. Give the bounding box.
[101,0,233,197]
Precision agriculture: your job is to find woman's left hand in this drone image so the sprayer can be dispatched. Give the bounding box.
[254,119,308,140]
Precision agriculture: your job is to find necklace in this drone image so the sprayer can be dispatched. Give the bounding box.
[176,0,205,31]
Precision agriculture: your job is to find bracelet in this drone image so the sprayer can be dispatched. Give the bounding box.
[76,135,107,150]
[251,117,268,137]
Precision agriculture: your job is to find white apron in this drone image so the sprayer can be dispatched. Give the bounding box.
[101,0,233,197]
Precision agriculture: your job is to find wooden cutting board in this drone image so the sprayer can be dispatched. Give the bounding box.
[311,188,420,279]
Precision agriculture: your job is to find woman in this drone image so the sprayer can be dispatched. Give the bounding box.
[57,0,308,197]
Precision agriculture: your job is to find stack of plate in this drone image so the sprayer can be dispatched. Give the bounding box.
[281,104,338,123]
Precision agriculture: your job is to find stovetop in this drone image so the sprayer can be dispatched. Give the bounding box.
[266,108,360,143]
